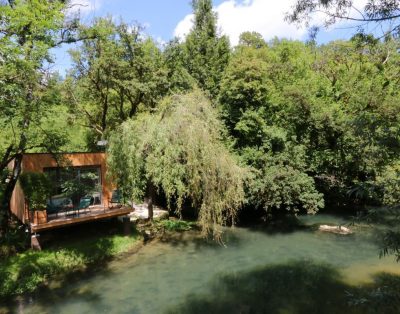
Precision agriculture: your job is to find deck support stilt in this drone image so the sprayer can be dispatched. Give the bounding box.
[31,234,41,251]
[123,216,131,236]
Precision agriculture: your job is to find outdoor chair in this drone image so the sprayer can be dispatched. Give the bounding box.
[108,190,122,209]
[47,196,73,218]
[75,196,93,216]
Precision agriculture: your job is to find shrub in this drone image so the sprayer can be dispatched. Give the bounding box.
[19,172,52,210]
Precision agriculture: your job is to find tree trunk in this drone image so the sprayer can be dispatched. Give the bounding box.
[147,182,155,221]
[1,116,29,234]
[0,153,23,234]
[0,145,14,175]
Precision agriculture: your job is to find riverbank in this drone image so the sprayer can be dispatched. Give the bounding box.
[0,221,143,300]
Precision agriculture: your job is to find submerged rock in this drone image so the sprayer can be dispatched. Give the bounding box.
[318,224,352,235]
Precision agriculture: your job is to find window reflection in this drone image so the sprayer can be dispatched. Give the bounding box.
[44,167,102,213]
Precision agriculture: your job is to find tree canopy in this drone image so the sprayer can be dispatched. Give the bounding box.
[182,0,230,98]
[0,0,80,232]
[107,91,246,237]
[65,18,196,148]
[219,33,400,213]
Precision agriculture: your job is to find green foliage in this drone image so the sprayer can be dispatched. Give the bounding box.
[250,165,324,215]
[219,39,324,214]
[66,18,174,146]
[163,38,197,93]
[19,172,52,210]
[0,0,70,156]
[376,162,400,206]
[183,0,230,97]
[219,36,400,214]
[108,91,246,236]
[380,229,400,262]
[239,31,267,49]
[0,0,84,231]
[0,223,28,258]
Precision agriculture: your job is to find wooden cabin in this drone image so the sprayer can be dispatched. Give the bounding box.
[9,153,132,245]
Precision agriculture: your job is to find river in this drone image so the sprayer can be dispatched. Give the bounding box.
[6,214,400,313]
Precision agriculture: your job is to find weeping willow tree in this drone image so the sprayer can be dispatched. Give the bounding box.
[107,91,246,237]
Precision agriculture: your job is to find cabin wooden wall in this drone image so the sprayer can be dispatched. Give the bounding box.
[10,181,27,223]
[10,153,113,223]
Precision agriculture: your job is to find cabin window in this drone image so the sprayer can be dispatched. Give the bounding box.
[44,166,102,209]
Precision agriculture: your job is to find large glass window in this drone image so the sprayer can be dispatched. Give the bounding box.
[44,166,102,212]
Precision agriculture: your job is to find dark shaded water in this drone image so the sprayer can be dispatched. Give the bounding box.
[4,215,400,313]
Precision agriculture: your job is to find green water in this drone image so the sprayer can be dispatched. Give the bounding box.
[8,215,400,313]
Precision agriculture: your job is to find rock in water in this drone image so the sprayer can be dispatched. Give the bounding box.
[318,224,352,235]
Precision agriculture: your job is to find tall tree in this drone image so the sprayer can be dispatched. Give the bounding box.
[163,38,196,93]
[66,18,170,147]
[107,91,246,236]
[0,0,82,233]
[183,0,230,98]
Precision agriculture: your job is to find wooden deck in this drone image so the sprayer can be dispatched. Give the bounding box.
[30,206,133,233]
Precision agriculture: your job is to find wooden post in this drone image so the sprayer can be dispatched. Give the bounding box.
[31,234,41,251]
[24,200,30,224]
[123,216,130,236]
[33,210,47,224]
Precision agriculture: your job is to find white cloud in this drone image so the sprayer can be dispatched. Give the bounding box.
[67,0,102,16]
[174,0,307,46]
[174,0,370,46]
[174,13,195,39]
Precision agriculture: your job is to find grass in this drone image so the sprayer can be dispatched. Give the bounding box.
[0,221,142,299]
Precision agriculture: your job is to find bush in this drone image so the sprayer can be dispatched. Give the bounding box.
[19,172,52,210]
[249,164,324,215]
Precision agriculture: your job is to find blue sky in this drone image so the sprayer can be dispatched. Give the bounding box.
[53,0,367,75]
[76,0,200,41]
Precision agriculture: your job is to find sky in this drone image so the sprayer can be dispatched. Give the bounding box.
[54,0,368,75]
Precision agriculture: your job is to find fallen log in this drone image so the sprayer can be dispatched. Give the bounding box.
[318,224,352,235]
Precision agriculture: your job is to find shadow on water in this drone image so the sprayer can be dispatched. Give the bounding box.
[166,260,400,314]
[162,214,316,250]
[161,212,349,252]
[245,216,312,236]
[158,227,247,251]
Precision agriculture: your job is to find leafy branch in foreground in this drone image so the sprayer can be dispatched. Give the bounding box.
[380,228,400,262]
[286,0,400,38]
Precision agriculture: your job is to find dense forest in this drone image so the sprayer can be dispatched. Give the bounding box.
[0,0,400,243]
